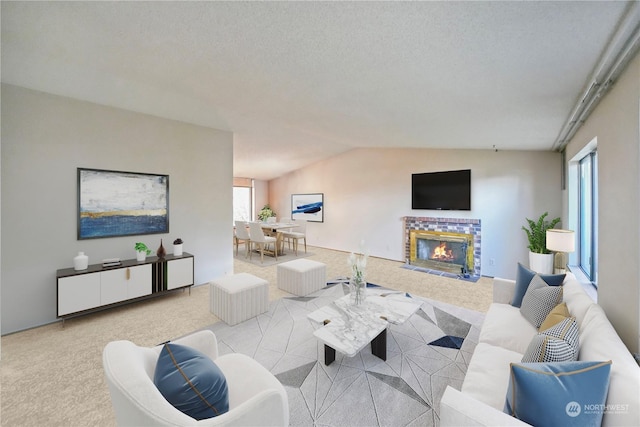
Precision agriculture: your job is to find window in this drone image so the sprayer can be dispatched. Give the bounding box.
[233,178,253,223]
[578,151,597,284]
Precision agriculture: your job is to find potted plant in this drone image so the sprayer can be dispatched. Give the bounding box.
[173,238,183,256]
[258,204,276,222]
[522,212,561,274]
[134,242,152,261]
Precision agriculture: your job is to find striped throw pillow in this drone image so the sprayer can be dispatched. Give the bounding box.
[522,316,579,363]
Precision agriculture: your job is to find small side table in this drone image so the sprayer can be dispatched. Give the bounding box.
[209,273,269,325]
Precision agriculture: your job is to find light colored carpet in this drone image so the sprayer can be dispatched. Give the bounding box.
[234,248,315,267]
[0,246,492,427]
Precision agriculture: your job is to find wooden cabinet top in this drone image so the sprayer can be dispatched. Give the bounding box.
[57,252,193,278]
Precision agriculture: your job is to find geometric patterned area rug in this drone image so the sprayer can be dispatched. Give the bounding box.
[203,282,485,426]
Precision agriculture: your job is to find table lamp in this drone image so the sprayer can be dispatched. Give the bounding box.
[546,229,575,274]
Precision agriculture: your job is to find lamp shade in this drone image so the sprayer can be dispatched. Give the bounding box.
[546,229,575,253]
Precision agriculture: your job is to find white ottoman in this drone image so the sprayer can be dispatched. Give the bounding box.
[277,259,326,296]
[209,273,269,325]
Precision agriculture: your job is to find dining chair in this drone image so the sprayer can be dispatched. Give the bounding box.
[248,222,278,263]
[282,219,307,256]
[278,218,293,253]
[234,221,251,257]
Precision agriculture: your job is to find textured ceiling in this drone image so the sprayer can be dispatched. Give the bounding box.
[1,1,633,180]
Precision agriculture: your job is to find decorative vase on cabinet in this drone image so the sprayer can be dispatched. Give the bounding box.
[73,252,88,271]
[157,239,166,258]
[173,238,184,256]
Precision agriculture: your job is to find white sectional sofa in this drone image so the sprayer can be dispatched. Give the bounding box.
[440,272,640,426]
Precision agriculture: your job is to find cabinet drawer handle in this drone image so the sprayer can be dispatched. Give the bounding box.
[126,268,130,280]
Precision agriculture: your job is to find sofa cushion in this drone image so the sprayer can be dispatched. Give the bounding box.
[579,304,640,426]
[461,342,525,411]
[562,277,595,326]
[512,263,566,307]
[504,360,612,427]
[478,303,538,354]
[154,343,229,420]
[521,316,579,362]
[520,275,563,328]
[539,302,570,331]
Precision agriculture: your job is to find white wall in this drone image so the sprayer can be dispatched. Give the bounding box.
[253,180,269,220]
[270,148,562,279]
[1,84,234,335]
[565,52,640,352]
[0,87,2,353]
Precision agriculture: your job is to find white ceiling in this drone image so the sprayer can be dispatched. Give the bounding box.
[1,1,634,180]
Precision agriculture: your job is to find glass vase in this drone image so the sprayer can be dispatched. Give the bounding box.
[349,277,367,305]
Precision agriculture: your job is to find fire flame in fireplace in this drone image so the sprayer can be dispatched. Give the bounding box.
[432,242,454,261]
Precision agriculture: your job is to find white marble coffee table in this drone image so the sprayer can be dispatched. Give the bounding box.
[307,288,423,365]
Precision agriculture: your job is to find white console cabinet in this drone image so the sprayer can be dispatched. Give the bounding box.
[57,253,194,319]
[100,264,152,306]
[167,257,194,290]
[57,273,101,316]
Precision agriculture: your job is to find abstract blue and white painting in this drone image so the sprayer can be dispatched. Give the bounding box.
[291,193,323,222]
[78,168,169,239]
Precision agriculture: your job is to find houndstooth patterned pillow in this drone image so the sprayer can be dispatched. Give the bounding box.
[520,274,563,328]
[522,316,579,362]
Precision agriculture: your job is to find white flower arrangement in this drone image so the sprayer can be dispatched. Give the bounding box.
[348,251,368,284]
[348,243,368,305]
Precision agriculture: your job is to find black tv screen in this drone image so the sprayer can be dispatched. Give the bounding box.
[412,169,471,210]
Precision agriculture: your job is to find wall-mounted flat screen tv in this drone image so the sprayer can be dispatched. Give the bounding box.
[411,169,471,210]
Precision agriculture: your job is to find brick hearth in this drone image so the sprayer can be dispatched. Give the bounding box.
[403,216,481,276]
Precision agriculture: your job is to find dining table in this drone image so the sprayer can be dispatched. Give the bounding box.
[260,222,299,256]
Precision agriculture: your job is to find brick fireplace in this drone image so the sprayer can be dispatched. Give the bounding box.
[403,217,481,276]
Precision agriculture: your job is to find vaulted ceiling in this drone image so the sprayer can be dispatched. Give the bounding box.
[2,1,636,180]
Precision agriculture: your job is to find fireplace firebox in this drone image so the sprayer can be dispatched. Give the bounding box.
[409,230,473,274]
[404,217,481,276]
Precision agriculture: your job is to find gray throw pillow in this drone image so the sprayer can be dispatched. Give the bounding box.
[520,274,563,328]
[511,263,566,308]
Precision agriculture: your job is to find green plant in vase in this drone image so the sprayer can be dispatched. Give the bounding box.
[522,212,561,254]
[522,212,560,274]
[258,204,276,222]
[135,242,152,261]
[348,247,368,305]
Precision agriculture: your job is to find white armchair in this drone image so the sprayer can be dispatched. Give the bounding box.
[103,330,289,426]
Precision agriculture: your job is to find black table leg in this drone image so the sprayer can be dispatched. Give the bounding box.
[371,328,387,361]
[324,344,336,365]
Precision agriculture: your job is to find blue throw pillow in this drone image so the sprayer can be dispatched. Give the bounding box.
[154,343,229,420]
[504,360,612,427]
[512,263,566,307]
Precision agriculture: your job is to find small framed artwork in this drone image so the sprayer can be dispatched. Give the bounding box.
[291,193,324,223]
[78,168,169,239]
